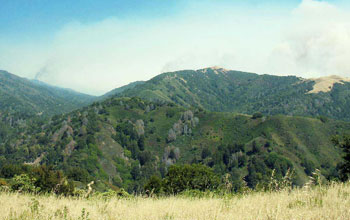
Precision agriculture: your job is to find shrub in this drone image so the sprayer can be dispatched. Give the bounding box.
[162,164,220,194]
[0,178,8,190]
[144,175,163,195]
[0,178,7,186]
[94,188,130,200]
[10,174,38,193]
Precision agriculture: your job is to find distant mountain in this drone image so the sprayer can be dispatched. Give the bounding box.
[0,70,95,116]
[116,67,350,121]
[1,97,348,192]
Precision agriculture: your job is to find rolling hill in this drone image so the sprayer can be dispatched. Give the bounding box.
[116,67,350,121]
[0,70,95,117]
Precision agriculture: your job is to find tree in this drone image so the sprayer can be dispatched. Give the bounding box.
[166,109,176,118]
[252,112,263,119]
[138,136,145,151]
[334,136,350,181]
[201,147,211,159]
[144,175,163,195]
[301,158,315,176]
[131,163,141,180]
[223,150,230,165]
[245,156,269,188]
[169,149,176,160]
[251,141,261,154]
[138,151,152,166]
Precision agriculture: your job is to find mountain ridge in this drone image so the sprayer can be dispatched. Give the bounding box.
[114,67,350,121]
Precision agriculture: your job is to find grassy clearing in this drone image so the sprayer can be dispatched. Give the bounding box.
[1,182,350,220]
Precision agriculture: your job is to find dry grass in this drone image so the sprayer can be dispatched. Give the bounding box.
[307,75,350,93]
[1,182,350,220]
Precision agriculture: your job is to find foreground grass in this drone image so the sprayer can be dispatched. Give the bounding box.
[1,182,350,220]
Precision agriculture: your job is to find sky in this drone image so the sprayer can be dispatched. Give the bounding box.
[1,0,350,95]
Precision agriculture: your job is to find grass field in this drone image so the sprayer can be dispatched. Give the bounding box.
[1,182,350,220]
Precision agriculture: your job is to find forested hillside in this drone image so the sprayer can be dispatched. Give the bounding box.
[1,97,349,192]
[0,70,95,117]
[117,67,350,121]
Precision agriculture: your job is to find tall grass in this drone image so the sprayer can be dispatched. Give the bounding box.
[0,182,349,220]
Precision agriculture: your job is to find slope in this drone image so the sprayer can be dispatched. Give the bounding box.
[0,70,95,117]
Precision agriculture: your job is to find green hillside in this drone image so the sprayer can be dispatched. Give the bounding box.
[0,70,95,117]
[116,67,350,121]
[1,97,349,192]
[100,81,145,100]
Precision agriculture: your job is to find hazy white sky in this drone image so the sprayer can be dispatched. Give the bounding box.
[1,0,350,95]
